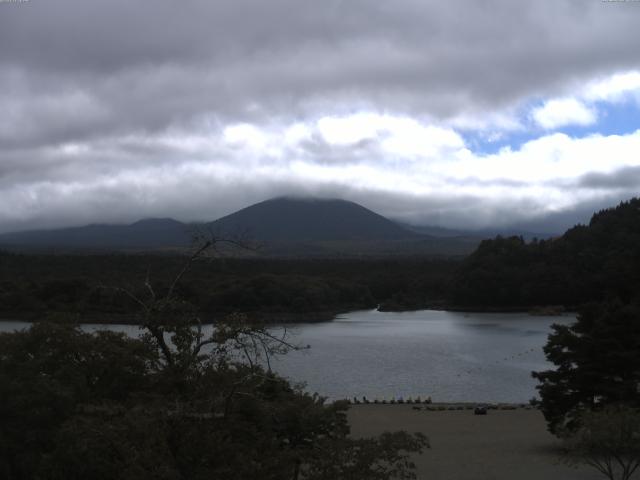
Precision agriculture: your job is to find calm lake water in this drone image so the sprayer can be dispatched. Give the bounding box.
[272,309,574,403]
[0,309,574,403]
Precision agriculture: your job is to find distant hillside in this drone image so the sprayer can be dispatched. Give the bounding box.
[209,197,417,242]
[0,197,480,256]
[0,218,192,249]
[451,197,640,308]
[400,222,556,240]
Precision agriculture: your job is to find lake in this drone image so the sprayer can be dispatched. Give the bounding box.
[0,309,574,403]
[272,309,574,403]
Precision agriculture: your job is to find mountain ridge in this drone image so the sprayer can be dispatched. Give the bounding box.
[208,197,419,242]
[0,218,193,249]
[0,198,422,251]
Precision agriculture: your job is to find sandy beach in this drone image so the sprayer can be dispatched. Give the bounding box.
[348,405,602,480]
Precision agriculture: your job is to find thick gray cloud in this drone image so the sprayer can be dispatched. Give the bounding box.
[0,0,639,234]
[577,166,640,190]
[3,1,639,133]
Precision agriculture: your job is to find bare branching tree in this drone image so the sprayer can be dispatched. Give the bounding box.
[103,234,301,371]
[561,405,640,480]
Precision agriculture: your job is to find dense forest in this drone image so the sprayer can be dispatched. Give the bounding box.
[1,198,638,322]
[0,254,456,322]
[451,198,640,309]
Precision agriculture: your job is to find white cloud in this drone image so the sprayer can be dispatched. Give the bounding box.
[446,110,524,133]
[531,98,597,129]
[283,123,312,146]
[317,114,381,146]
[316,113,464,160]
[584,71,640,103]
[223,123,268,150]
[378,119,464,159]
[5,114,640,232]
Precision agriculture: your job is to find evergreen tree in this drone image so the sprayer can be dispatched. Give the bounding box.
[532,301,640,434]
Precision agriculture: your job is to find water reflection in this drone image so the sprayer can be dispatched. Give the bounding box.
[272,309,575,403]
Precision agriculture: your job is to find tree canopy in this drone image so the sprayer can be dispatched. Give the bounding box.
[452,198,640,309]
[532,301,640,434]
[561,405,640,480]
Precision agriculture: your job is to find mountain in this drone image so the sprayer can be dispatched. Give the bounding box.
[209,197,417,242]
[0,197,479,255]
[0,218,192,250]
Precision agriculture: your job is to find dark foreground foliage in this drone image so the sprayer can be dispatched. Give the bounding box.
[561,405,640,480]
[0,320,427,480]
[533,301,640,434]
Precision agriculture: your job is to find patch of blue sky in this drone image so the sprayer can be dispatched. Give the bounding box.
[578,99,640,137]
[462,130,538,156]
[461,99,640,156]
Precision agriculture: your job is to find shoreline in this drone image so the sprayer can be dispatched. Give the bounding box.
[0,310,342,325]
[0,305,576,325]
[380,304,576,315]
[345,400,534,410]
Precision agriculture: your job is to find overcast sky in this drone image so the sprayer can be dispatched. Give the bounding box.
[1,0,639,234]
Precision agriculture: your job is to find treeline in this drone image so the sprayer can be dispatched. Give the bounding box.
[0,254,457,322]
[451,198,640,308]
[4,198,636,320]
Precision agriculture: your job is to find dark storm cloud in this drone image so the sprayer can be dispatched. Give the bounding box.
[2,0,639,139]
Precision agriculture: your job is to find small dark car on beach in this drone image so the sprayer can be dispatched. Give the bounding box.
[474,405,488,415]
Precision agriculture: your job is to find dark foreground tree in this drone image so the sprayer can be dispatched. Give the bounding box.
[532,301,640,434]
[0,241,428,480]
[561,405,640,480]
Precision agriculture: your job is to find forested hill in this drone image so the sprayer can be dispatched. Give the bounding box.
[0,218,192,249]
[451,198,640,308]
